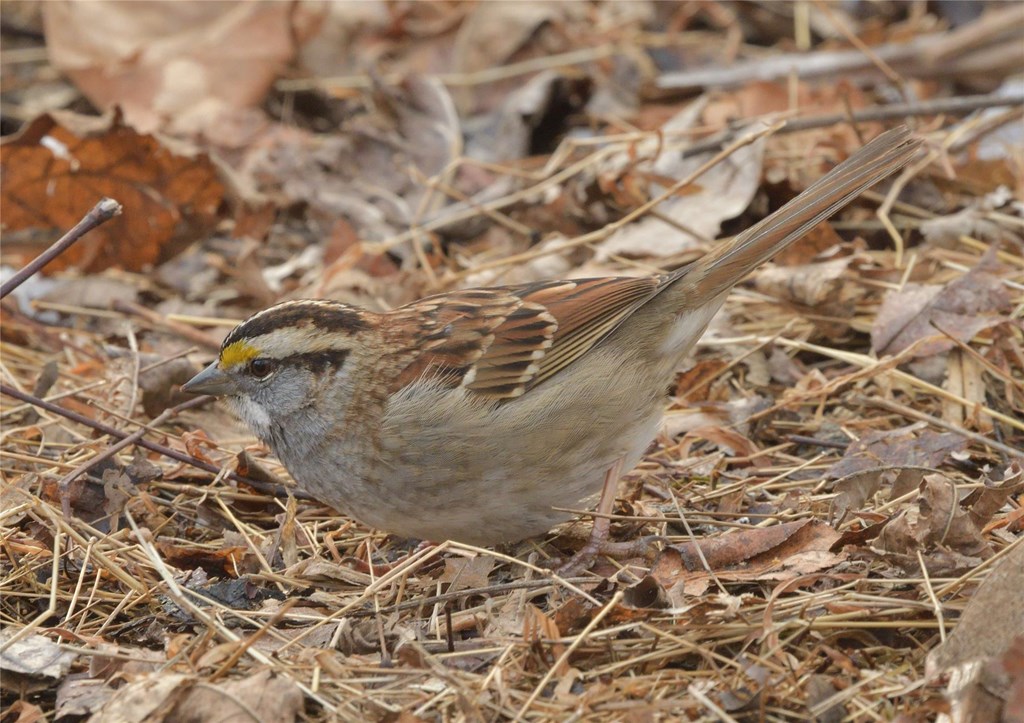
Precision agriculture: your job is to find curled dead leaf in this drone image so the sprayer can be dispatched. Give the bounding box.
[871,249,1013,358]
[872,469,1017,571]
[1,111,223,274]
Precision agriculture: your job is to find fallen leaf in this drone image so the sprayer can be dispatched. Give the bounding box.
[154,542,247,578]
[0,632,77,690]
[652,520,843,599]
[594,106,765,261]
[828,425,967,479]
[438,556,495,593]
[874,472,998,570]
[74,672,191,723]
[2,700,47,723]
[622,575,671,609]
[927,541,1024,676]
[831,467,928,521]
[523,604,567,676]
[751,255,855,308]
[871,250,1012,358]
[1,111,223,274]
[926,543,1024,723]
[963,461,1024,529]
[42,2,321,134]
[920,200,1021,249]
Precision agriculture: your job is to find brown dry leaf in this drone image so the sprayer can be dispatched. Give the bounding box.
[652,519,843,598]
[154,542,246,578]
[828,425,967,479]
[55,677,116,719]
[523,604,568,676]
[871,251,1013,358]
[42,2,321,134]
[831,467,928,521]
[751,255,855,308]
[772,219,849,266]
[594,116,766,260]
[284,558,372,587]
[920,197,1021,249]
[622,575,671,609]
[927,542,1024,676]
[874,473,995,569]
[451,2,562,79]
[964,461,1024,529]
[678,425,761,460]
[3,700,47,723]
[437,555,495,593]
[86,673,192,723]
[702,81,874,140]
[1,111,223,274]
[926,543,1024,723]
[450,1,585,114]
[0,632,77,693]
[242,76,459,257]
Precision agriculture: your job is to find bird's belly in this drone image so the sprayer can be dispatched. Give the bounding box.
[354,350,670,544]
[355,413,661,545]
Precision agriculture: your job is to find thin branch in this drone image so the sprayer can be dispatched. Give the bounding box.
[0,197,121,300]
[0,382,294,497]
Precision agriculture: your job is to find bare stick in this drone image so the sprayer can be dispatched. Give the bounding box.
[853,394,1024,459]
[677,92,1024,160]
[0,382,297,497]
[0,197,122,300]
[55,399,197,518]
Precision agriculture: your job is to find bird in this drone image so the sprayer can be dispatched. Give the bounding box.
[183,126,920,569]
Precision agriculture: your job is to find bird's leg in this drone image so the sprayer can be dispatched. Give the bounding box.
[557,459,661,575]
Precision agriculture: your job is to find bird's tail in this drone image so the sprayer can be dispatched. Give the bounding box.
[670,125,921,300]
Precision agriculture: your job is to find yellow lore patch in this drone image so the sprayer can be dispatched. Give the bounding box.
[220,340,260,369]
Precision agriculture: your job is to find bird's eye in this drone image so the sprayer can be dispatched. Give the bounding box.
[248,358,276,379]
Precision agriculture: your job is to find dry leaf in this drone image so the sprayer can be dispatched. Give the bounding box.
[154,541,246,577]
[871,250,1012,358]
[594,105,765,261]
[438,556,495,593]
[927,541,1024,677]
[831,467,928,521]
[0,632,77,689]
[751,255,854,307]
[42,1,321,134]
[85,673,191,723]
[1,111,223,273]
[652,519,843,599]
[926,543,1024,723]
[873,472,999,571]
[828,425,967,479]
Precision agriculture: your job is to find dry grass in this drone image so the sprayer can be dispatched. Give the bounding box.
[2,14,1023,719]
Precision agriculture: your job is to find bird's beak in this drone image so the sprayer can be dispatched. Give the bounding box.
[181,362,239,396]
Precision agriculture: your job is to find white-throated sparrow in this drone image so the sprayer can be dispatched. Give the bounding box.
[183,127,920,561]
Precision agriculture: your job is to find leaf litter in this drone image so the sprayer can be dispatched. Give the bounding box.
[1,2,1023,722]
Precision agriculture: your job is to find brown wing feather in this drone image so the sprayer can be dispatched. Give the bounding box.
[384,276,661,401]
[514,277,660,387]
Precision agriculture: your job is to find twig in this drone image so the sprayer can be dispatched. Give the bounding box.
[0,382,290,496]
[54,398,203,517]
[852,394,1024,459]
[678,93,1023,160]
[122,509,337,714]
[0,197,121,300]
[917,550,947,645]
[515,590,625,720]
